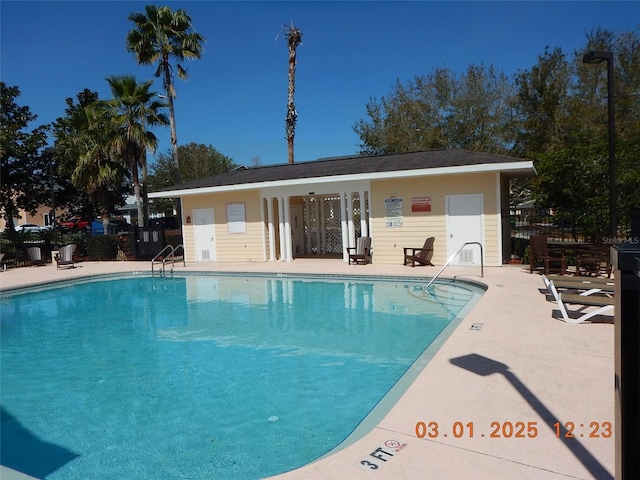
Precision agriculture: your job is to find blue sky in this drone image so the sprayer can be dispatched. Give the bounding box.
[2,1,638,167]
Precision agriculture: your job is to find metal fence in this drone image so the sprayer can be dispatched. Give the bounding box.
[0,226,183,266]
[510,211,592,261]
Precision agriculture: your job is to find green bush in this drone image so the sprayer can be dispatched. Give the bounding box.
[86,235,119,260]
[116,234,133,258]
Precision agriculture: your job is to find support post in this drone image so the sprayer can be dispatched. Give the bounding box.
[611,243,640,480]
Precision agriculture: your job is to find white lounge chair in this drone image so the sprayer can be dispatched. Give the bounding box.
[546,279,614,324]
[541,274,610,297]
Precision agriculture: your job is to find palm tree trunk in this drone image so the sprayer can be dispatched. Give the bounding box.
[286,44,297,164]
[128,143,144,225]
[163,59,182,220]
[283,23,302,165]
[141,148,149,226]
[97,187,111,235]
[133,172,143,227]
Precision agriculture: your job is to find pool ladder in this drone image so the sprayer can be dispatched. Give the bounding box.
[424,242,484,292]
[151,244,185,275]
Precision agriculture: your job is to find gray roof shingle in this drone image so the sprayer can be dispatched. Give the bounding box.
[154,148,530,193]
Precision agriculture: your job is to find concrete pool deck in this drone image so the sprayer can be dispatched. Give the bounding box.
[0,260,614,480]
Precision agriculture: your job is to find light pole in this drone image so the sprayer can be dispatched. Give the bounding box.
[582,50,616,238]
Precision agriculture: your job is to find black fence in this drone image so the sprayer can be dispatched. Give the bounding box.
[132,227,182,259]
[508,208,640,262]
[0,226,183,267]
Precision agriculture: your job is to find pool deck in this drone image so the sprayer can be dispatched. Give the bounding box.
[0,260,614,480]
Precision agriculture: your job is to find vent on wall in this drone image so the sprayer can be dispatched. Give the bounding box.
[201,250,210,261]
[459,248,474,264]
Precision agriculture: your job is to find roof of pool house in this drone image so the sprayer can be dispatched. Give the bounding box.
[149,148,535,197]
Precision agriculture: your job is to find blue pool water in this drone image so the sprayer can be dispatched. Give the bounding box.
[1,274,482,479]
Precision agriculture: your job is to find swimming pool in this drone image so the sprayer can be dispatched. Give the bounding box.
[0,273,483,479]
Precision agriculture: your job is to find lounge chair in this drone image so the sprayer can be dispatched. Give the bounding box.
[55,244,77,270]
[347,236,372,265]
[529,235,566,275]
[541,275,612,297]
[546,278,614,324]
[403,237,435,267]
[544,275,614,294]
[545,274,614,286]
[26,246,47,266]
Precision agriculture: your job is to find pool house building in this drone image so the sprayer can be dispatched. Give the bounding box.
[149,148,535,266]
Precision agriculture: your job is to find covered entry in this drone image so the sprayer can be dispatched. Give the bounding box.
[261,181,370,262]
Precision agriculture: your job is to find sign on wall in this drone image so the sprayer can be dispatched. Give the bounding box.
[226,202,246,234]
[384,198,403,227]
[411,196,431,212]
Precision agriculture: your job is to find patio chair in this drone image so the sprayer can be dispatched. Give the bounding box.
[403,237,435,267]
[576,241,612,278]
[55,244,77,270]
[347,236,372,265]
[26,246,47,266]
[529,235,566,275]
[546,278,614,323]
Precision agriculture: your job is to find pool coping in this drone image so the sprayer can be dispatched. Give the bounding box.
[0,261,615,479]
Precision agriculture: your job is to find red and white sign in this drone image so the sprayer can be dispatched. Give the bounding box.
[411,196,431,212]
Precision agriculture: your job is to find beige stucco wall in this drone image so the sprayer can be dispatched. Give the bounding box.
[181,190,265,262]
[0,205,62,230]
[369,172,500,266]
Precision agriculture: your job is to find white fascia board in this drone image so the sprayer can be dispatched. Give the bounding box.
[149,161,534,198]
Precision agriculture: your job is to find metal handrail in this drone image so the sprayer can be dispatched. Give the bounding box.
[151,245,173,274]
[151,244,185,275]
[168,244,185,270]
[424,241,484,291]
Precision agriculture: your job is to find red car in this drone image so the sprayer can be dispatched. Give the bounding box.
[60,217,90,232]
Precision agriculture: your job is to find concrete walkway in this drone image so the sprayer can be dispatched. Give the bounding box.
[0,260,614,479]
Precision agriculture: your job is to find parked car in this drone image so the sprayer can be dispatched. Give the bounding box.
[91,218,131,236]
[14,223,52,233]
[59,217,90,232]
[149,216,181,230]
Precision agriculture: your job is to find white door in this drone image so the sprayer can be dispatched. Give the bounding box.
[446,194,483,265]
[194,208,216,262]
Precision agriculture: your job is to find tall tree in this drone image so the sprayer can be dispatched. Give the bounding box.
[148,143,235,215]
[518,28,640,236]
[126,5,205,194]
[513,47,573,156]
[353,65,515,156]
[96,75,168,226]
[53,89,130,229]
[0,83,49,229]
[279,21,303,164]
[353,26,640,236]
[448,64,515,153]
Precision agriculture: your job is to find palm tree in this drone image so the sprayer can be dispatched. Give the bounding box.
[279,22,303,164]
[97,75,168,226]
[55,95,129,233]
[126,5,204,193]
